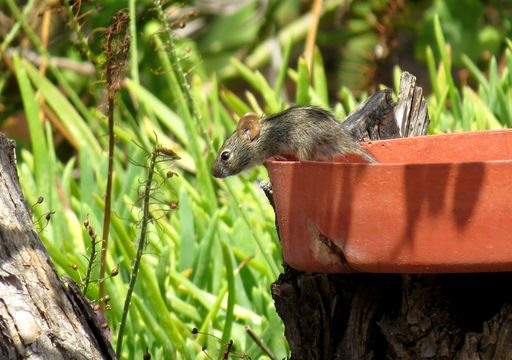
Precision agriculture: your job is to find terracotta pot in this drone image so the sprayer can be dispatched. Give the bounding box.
[265,129,512,273]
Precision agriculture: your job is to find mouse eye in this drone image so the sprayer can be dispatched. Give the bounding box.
[220,150,231,161]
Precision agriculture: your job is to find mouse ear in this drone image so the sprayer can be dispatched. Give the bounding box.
[236,112,260,142]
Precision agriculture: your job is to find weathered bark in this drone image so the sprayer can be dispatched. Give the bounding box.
[0,135,115,359]
[340,88,399,141]
[270,72,512,359]
[395,71,430,137]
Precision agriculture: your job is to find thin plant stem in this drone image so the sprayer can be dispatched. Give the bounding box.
[220,240,235,343]
[98,83,115,302]
[116,149,158,356]
[38,7,51,76]
[153,0,213,150]
[82,231,98,296]
[153,0,200,124]
[99,10,130,302]
[62,0,99,72]
[303,0,322,74]
[153,0,216,212]
[245,325,278,360]
[129,0,140,84]
[224,181,280,279]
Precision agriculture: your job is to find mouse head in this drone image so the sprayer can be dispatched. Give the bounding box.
[212,112,261,178]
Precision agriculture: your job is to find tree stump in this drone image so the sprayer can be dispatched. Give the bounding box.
[270,72,512,359]
[0,135,115,359]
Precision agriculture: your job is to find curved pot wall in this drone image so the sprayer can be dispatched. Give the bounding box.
[265,129,512,273]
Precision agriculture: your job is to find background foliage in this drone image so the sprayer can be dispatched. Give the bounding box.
[1,0,511,359]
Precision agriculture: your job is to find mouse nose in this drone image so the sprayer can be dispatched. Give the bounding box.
[211,163,227,178]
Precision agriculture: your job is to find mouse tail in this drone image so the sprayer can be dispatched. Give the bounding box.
[351,145,377,163]
[361,150,377,163]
